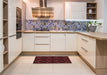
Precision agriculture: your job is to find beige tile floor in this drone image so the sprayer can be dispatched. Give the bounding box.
[2,56,96,75]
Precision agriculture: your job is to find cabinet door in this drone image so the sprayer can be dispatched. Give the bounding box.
[51,33,66,51]
[8,36,17,64]
[65,2,86,19]
[78,35,96,68]
[16,38,22,54]
[88,37,96,68]
[22,33,35,51]
[8,0,16,36]
[66,34,77,51]
[0,0,3,38]
[0,40,3,72]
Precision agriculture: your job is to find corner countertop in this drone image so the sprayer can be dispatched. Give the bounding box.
[22,31,107,40]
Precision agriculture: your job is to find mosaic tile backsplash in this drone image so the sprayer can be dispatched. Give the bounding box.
[25,20,90,31]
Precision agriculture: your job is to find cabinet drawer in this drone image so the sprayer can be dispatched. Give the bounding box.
[78,34,96,68]
[80,46,89,55]
[79,35,89,45]
[35,45,50,51]
[35,33,50,37]
[35,37,50,44]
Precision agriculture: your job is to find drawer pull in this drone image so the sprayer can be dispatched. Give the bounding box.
[81,47,88,52]
[35,36,49,38]
[81,38,88,42]
[36,43,49,45]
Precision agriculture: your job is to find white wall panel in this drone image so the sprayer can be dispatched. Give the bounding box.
[0,0,3,38]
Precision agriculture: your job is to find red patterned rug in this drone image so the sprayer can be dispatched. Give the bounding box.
[33,56,71,64]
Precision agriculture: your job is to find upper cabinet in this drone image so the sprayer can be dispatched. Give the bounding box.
[65,2,86,20]
[8,0,16,36]
[87,3,97,19]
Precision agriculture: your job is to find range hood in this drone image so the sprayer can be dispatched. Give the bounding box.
[32,0,54,19]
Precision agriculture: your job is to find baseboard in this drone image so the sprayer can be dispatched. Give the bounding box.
[0,52,22,75]
[21,51,78,56]
[78,53,96,73]
[96,68,107,74]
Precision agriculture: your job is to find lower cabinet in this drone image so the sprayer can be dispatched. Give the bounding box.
[78,35,96,68]
[66,33,77,51]
[22,33,35,51]
[16,38,22,54]
[0,40,3,73]
[8,36,17,64]
[51,33,66,51]
[22,33,77,52]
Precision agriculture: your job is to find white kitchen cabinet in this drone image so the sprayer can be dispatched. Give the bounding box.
[8,0,16,36]
[51,33,66,51]
[0,0,3,39]
[65,2,86,19]
[78,35,96,68]
[66,34,77,51]
[35,45,50,51]
[16,38,22,54]
[0,40,3,73]
[87,37,96,68]
[8,36,17,64]
[22,33,35,51]
[0,52,3,73]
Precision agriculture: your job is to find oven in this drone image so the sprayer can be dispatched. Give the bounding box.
[16,7,22,39]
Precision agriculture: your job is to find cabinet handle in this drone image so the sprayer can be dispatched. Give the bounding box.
[81,47,88,52]
[35,36,49,38]
[81,38,88,42]
[36,43,49,45]
[9,34,16,37]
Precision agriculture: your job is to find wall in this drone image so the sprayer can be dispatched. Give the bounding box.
[22,1,26,31]
[16,0,23,8]
[104,0,107,33]
[48,0,65,20]
[25,20,97,32]
[23,0,94,20]
[23,0,39,20]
